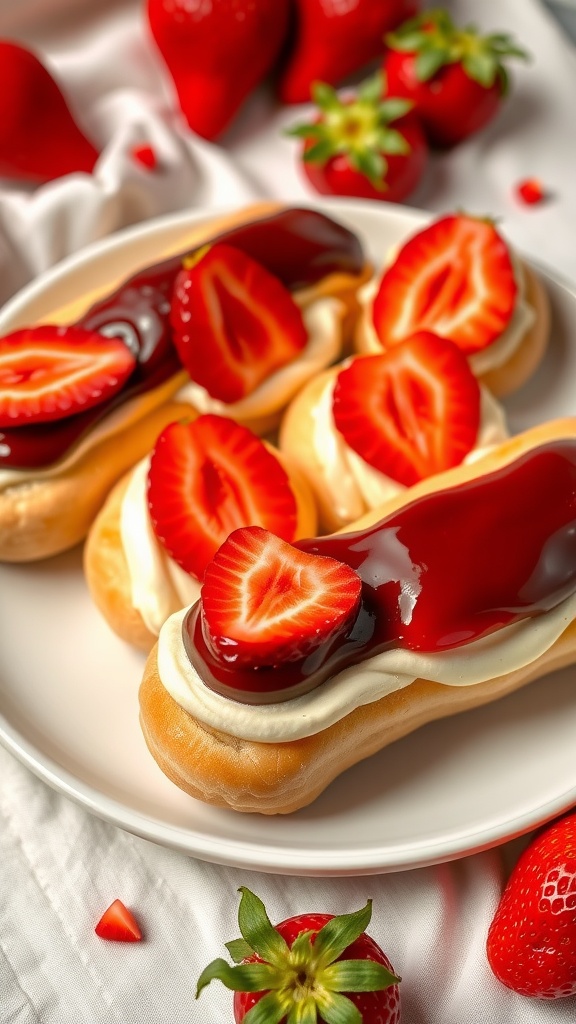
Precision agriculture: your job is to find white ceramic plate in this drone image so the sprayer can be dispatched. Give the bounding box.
[2,199,576,877]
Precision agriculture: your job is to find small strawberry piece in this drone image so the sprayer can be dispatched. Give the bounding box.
[333,334,481,487]
[147,416,298,581]
[131,143,158,170]
[170,244,308,404]
[95,899,142,943]
[201,526,362,668]
[487,811,576,998]
[372,214,517,355]
[0,326,136,427]
[516,178,545,205]
[197,887,401,1024]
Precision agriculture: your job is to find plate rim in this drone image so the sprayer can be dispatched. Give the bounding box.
[2,197,576,876]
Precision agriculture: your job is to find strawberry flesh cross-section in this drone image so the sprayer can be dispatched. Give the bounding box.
[0,325,136,426]
[372,214,517,355]
[332,333,481,486]
[147,415,298,582]
[200,526,362,669]
[170,243,308,404]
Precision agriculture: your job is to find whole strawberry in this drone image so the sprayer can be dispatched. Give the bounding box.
[147,0,289,140]
[384,8,528,147]
[197,887,401,1023]
[487,812,576,999]
[288,73,427,204]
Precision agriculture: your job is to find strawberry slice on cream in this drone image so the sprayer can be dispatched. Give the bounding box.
[355,213,548,398]
[280,335,509,532]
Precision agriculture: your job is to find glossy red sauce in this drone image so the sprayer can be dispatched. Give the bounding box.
[1,208,364,469]
[185,441,576,703]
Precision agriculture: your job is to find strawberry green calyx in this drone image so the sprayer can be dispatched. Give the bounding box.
[196,887,400,1024]
[386,8,529,91]
[287,73,413,190]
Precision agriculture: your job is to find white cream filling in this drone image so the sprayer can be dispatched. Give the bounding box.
[121,457,201,635]
[310,375,509,525]
[157,592,576,742]
[356,253,535,377]
[175,298,344,419]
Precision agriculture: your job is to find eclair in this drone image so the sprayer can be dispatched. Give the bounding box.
[139,417,576,814]
[0,203,369,561]
[84,412,318,651]
[355,213,550,398]
[280,333,509,532]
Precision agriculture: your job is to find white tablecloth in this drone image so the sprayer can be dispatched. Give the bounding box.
[1,2,576,1021]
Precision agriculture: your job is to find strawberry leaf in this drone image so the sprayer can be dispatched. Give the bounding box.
[315,991,363,1024]
[350,149,387,189]
[312,901,373,969]
[358,71,384,104]
[321,959,401,992]
[196,958,281,996]
[379,128,410,156]
[237,887,291,966]
[287,123,323,139]
[303,139,335,164]
[311,81,340,110]
[287,1000,317,1024]
[243,991,290,1024]
[225,937,255,963]
[415,45,451,81]
[462,51,498,88]
[378,98,413,123]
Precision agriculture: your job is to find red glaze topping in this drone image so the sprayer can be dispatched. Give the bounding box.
[184,441,576,703]
[0,208,364,470]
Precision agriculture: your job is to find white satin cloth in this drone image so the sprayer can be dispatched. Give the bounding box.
[1,1,576,1021]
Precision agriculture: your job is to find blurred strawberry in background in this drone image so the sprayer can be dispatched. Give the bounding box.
[278,0,420,103]
[146,0,290,140]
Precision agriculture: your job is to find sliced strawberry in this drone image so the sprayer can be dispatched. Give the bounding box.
[0,325,136,426]
[372,214,517,355]
[332,333,481,487]
[170,243,308,404]
[147,414,298,581]
[201,526,362,668]
[95,899,142,942]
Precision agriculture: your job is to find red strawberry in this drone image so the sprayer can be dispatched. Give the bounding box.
[333,335,481,487]
[170,243,308,405]
[146,0,289,140]
[288,73,428,204]
[147,416,298,582]
[384,10,528,148]
[95,899,142,943]
[0,326,136,426]
[516,178,545,206]
[278,0,419,104]
[200,526,362,668]
[197,887,400,1023]
[487,812,576,999]
[0,41,98,184]
[372,214,517,356]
